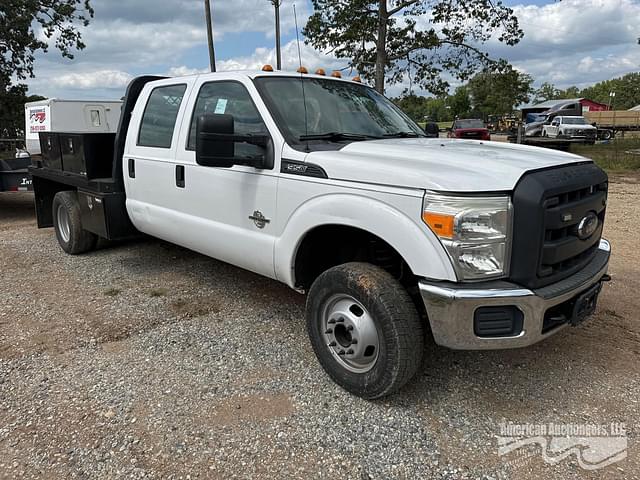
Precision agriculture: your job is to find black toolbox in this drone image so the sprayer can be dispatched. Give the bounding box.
[39,132,115,179]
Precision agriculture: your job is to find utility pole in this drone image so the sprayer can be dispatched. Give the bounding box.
[204,0,216,72]
[270,0,282,70]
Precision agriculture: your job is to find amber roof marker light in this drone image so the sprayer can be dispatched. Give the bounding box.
[262,64,274,72]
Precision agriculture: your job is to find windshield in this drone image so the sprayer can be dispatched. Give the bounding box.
[454,119,485,129]
[562,117,587,125]
[254,77,424,148]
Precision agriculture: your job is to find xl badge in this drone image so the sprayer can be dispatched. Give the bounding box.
[577,212,598,240]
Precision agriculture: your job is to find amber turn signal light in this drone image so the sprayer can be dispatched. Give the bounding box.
[297,66,308,74]
[422,212,455,239]
[262,64,274,72]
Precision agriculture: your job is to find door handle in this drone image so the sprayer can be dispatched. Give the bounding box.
[128,158,135,178]
[175,164,185,188]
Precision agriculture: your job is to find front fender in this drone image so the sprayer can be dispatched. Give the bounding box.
[274,193,457,288]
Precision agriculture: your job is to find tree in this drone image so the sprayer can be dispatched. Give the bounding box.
[0,0,93,86]
[467,67,533,116]
[0,85,46,138]
[304,0,523,95]
[1,1,92,139]
[447,86,471,118]
[533,82,561,104]
[579,72,640,110]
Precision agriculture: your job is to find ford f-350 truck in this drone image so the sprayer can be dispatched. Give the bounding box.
[30,70,610,399]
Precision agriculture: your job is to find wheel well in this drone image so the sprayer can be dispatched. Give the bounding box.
[293,225,416,291]
[32,176,75,228]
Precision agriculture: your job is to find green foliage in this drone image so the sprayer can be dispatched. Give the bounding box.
[304,0,523,94]
[579,72,640,110]
[0,85,46,138]
[448,86,472,119]
[0,0,94,85]
[467,67,533,116]
[0,0,92,138]
[532,73,640,109]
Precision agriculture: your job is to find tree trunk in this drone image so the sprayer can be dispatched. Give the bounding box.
[375,0,388,94]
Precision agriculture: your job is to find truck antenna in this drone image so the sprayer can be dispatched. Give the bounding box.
[293,3,310,152]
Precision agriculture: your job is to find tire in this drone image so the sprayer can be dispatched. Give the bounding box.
[306,262,424,399]
[52,191,98,255]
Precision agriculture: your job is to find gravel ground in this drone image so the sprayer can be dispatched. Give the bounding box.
[1,177,639,479]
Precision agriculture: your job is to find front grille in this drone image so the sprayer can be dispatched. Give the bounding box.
[510,163,608,289]
[462,132,483,139]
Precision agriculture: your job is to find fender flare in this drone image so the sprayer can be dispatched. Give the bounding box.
[274,193,457,288]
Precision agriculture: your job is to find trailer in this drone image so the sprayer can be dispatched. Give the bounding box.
[585,110,640,139]
[25,99,122,156]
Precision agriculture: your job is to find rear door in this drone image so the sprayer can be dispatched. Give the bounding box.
[124,80,193,234]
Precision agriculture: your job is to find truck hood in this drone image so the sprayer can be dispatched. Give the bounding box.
[305,138,589,192]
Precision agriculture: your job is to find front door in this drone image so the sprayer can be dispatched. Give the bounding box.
[172,79,280,279]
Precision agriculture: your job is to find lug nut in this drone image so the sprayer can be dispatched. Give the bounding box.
[338,350,346,356]
[328,341,336,347]
[325,328,333,334]
[328,319,336,324]
[347,349,354,354]
[336,317,345,323]
[347,325,354,331]
[351,339,358,345]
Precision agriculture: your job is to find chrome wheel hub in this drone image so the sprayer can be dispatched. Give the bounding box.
[322,294,379,373]
[57,204,70,243]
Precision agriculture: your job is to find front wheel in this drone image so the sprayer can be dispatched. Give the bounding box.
[306,262,424,399]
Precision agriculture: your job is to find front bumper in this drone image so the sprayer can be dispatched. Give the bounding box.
[419,239,610,350]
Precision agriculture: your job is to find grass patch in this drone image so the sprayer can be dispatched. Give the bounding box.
[104,287,121,297]
[572,138,640,172]
[148,287,168,298]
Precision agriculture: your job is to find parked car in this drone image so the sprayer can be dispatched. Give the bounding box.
[447,119,491,140]
[542,116,597,142]
[30,70,610,399]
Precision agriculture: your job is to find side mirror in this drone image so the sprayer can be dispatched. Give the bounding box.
[196,113,269,168]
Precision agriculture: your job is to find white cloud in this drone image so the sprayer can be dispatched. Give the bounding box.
[49,69,133,89]
[487,0,640,87]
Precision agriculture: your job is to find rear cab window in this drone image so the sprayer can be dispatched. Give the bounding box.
[138,84,188,148]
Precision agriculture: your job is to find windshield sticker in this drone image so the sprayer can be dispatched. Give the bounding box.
[215,99,228,114]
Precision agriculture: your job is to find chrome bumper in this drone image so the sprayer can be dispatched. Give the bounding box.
[419,239,610,350]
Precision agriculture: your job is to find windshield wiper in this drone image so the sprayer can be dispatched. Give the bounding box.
[382,131,423,138]
[298,132,382,142]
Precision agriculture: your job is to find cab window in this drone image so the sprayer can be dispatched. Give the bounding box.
[187,81,268,159]
[138,84,187,148]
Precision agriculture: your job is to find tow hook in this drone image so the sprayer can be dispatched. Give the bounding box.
[601,274,612,282]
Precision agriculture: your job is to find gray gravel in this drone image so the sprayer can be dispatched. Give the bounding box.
[1,186,639,479]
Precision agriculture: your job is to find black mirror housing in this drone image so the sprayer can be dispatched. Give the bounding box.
[196,114,270,168]
[196,114,236,168]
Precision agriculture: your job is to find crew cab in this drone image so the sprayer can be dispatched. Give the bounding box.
[29,70,611,399]
[542,115,597,142]
[447,119,491,141]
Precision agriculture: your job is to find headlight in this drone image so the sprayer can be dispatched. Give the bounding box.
[422,193,512,280]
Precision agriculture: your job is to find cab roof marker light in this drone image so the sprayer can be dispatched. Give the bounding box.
[331,71,342,78]
[262,64,274,72]
[297,66,308,74]
[315,68,326,76]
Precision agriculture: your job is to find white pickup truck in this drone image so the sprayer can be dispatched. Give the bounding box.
[30,70,610,399]
[542,115,598,143]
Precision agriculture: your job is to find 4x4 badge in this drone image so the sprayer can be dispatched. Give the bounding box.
[249,210,270,229]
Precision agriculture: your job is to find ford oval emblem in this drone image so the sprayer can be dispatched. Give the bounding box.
[577,212,598,240]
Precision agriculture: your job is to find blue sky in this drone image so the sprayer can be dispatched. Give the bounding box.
[26,0,640,100]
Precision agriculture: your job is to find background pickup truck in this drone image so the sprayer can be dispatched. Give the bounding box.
[541,115,597,143]
[30,70,610,399]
